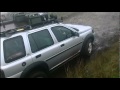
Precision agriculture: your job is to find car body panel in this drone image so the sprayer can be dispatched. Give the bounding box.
[0,23,95,78]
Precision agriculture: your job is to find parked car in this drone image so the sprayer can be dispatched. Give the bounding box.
[0,13,95,78]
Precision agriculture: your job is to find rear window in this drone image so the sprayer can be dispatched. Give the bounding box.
[3,36,26,63]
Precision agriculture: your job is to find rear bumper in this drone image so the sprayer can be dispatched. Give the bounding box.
[7,71,22,78]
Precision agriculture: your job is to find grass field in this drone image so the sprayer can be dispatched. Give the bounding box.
[65,41,119,78]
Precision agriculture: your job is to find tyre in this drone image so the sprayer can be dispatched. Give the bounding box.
[81,39,93,57]
[28,71,47,78]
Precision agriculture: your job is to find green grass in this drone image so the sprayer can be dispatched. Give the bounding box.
[65,42,119,78]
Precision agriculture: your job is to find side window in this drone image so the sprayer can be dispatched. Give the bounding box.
[3,36,26,63]
[28,29,54,53]
[51,26,74,42]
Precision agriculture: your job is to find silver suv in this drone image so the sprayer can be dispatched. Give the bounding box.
[0,15,95,78]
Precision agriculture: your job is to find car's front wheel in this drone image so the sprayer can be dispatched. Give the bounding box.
[81,39,93,57]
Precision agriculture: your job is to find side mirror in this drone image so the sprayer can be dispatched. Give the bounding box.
[73,32,79,37]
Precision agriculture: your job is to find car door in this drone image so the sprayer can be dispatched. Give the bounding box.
[2,35,33,78]
[28,29,63,69]
[50,25,83,65]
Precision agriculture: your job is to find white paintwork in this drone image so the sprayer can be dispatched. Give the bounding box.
[65,24,92,33]
[0,23,94,78]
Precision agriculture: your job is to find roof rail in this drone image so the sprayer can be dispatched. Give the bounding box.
[0,25,32,37]
[0,29,16,37]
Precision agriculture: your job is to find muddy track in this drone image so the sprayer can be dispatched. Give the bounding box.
[50,12,120,78]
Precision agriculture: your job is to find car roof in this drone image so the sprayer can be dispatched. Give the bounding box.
[0,23,63,39]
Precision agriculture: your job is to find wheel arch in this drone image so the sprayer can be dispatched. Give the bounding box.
[84,33,94,43]
[20,61,49,78]
[81,33,94,55]
[82,33,94,46]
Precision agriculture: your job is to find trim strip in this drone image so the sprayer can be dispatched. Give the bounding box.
[46,42,82,62]
[50,51,80,70]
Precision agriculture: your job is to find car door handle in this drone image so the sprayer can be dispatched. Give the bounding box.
[36,54,41,58]
[61,44,65,47]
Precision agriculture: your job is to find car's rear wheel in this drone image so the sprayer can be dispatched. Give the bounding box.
[81,39,93,57]
[28,71,47,78]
